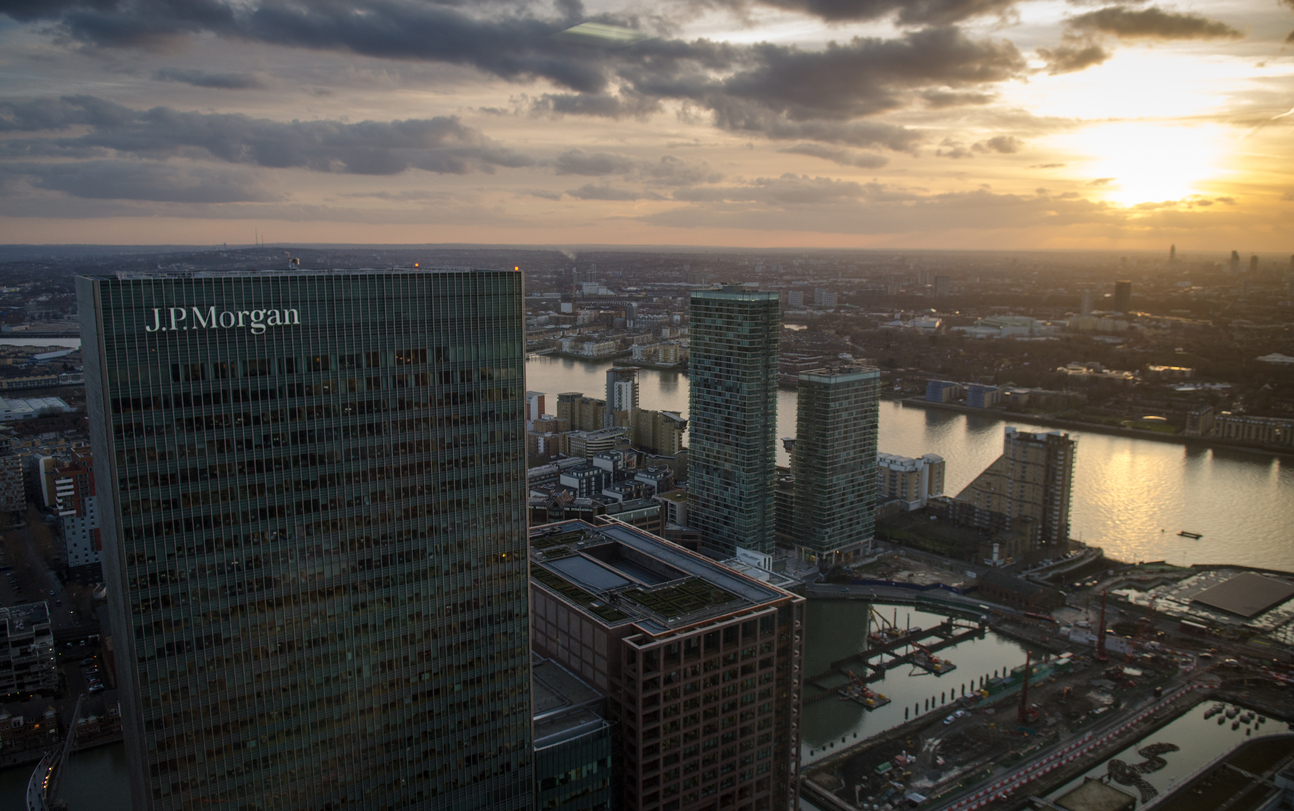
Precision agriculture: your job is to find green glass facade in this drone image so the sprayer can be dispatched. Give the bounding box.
[687,289,780,558]
[77,270,533,811]
[791,366,880,564]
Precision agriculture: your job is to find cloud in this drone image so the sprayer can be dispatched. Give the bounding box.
[1068,7,1243,40]
[1282,191,1294,201]
[741,0,1018,25]
[973,135,1022,153]
[554,149,637,176]
[779,143,889,168]
[153,68,265,89]
[1031,162,1066,168]
[1,3,1031,153]
[0,95,534,175]
[567,183,660,201]
[1037,40,1111,74]
[671,173,913,205]
[920,90,997,108]
[532,91,661,119]
[2,160,277,202]
[1087,177,1115,186]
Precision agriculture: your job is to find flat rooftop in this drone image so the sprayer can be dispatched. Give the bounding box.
[532,656,608,750]
[530,520,794,633]
[1190,572,1294,618]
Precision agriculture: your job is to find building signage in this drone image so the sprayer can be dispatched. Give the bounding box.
[144,306,300,335]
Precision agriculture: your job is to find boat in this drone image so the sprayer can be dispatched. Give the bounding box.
[1178,531,1203,539]
[1204,704,1224,719]
[1226,707,1240,719]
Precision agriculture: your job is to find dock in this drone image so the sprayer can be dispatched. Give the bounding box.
[803,618,985,703]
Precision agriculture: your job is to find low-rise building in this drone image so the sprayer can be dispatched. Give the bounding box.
[0,603,57,699]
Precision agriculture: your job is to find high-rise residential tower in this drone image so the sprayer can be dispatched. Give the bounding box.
[605,366,639,429]
[958,427,1076,551]
[688,287,780,558]
[791,365,880,566]
[1113,280,1132,314]
[78,269,533,811]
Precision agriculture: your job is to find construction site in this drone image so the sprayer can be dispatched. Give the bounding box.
[799,584,1294,811]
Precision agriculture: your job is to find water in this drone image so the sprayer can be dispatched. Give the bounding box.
[526,356,1294,571]
[0,743,131,810]
[799,602,1028,765]
[1048,700,1278,804]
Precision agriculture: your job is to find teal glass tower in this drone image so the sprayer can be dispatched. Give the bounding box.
[77,269,533,811]
[792,365,880,566]
[687,287,780,558]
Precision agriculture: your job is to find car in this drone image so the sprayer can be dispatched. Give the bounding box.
[88,684,105,693]
[954,710,967,719]
[81,658,94,666]
[943,714,956,725]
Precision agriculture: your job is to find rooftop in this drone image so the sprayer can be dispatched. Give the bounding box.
[1191,572,1294,618]
[532,656,610,751]
[1055,778,1136,811]
[529,520,795,633]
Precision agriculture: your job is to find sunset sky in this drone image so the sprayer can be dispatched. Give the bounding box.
[1,0,1292,251]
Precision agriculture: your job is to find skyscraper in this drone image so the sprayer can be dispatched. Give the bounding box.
[1113,280,1132,313]
[605,366,639,429]
[688,286,780,558]
[791,365,880,566]
[78,269,533,811]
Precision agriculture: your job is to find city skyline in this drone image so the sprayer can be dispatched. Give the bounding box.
[0,1,1292,250]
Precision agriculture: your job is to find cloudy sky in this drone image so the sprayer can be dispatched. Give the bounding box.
[1,0,1291,250]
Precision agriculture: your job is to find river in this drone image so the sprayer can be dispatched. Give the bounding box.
[526,355,1294,573]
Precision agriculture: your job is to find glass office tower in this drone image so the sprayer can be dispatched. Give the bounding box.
[77,270,533,811]
[687,287,780,558]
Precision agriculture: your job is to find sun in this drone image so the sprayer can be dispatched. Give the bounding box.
[1053,122,1229,206]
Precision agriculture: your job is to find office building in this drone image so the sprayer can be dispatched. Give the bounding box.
[934,275,951,298]
[958,427,1076,551]
[0,603,57,699]
[605,367,639,429]
[532,656,615,811]
[1113,280,1132,313]
[78,269,533,811]
[791,366,880,565]
[688,287,780,558]
[530,519,804,811]
[526,390,546,429]
[877,453,945,511]
[1230,250,1241,274]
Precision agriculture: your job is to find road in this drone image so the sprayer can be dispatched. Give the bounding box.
[2,520,81,629]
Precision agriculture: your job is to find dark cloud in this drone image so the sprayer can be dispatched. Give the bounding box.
[744,0,1016,26]
[719,28,1025,121]
[936,139,974,159]
[2,3,1030,152]
[567,183,659,201]
[153,67,264,89]
[974,135,1021,153]
[920,89,996,108]
[2,159,276,202]
[779,143,889,168]
[531,90,662,119]
[0,95,534,174]
[1068,6,1243,40]
[554,149,637,176]
[1037,40,1110,74]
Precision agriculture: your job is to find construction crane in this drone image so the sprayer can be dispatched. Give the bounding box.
[1096,589,1109,663]
[1018,650,1039,725]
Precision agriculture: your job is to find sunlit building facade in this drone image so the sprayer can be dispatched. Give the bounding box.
[78,269,533,811]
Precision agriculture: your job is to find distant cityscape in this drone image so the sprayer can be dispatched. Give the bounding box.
[0,245,1291,811]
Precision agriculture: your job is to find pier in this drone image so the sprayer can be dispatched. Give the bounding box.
[803,618,986,703]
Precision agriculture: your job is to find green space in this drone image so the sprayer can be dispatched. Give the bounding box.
[532,566,629,622]
[876,510,982,561]
[624,578,738,618]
